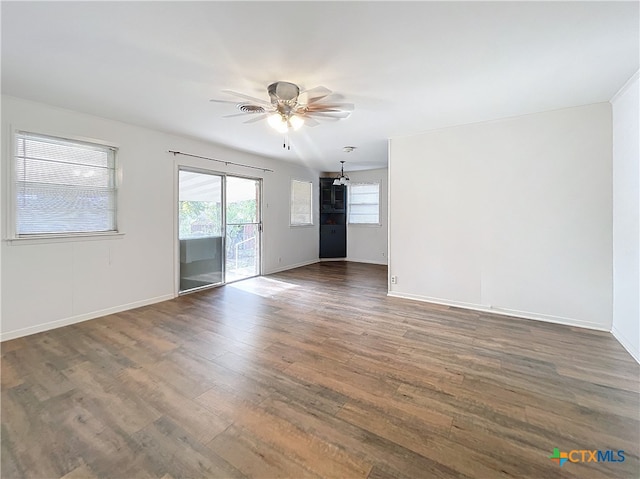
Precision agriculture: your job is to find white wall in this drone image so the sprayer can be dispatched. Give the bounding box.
[389,103,613,330]
[612,71,640,362]
[346,168,388,265]
[1,95,320,340]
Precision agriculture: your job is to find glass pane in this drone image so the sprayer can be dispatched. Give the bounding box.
[226,223,259,282]
[349,183,380,224]
[333,185,345,210]
[226,177,260,282]
[16,133,114,168]
[320,181,332,210]
[226,176,258,224]
[291,180,312,225]
[17,184,116,234]
[15,132,117,235]
[179,170,223,292]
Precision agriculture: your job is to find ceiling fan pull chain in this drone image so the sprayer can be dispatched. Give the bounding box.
[282,134,291,150]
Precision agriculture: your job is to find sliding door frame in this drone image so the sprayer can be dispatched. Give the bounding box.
[224,173,263,284]
[174,164,262,296]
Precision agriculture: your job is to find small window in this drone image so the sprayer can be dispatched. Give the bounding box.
[290,179,313,226]
[348,182,380,224]
[14,131,118,237]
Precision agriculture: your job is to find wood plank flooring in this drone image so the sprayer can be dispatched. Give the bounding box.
[2,261,639,479]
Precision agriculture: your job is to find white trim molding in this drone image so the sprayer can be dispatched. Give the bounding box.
[346,258,387,266]
[0,293,175,342]
[612,325,640,364]
[386,291,611,332]
[264,259,320,275]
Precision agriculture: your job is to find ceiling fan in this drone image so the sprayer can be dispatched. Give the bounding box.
[210,81,354,133]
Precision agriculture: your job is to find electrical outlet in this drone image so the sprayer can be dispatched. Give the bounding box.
[391,275,397,284]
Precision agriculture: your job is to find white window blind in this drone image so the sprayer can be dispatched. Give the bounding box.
[348,182,380,224]
[14,131,117,236]
[290,179,313,225]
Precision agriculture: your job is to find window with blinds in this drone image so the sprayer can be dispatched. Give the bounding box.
[290,179,313,226]
[14,131,118,236]
[348,182,380,224]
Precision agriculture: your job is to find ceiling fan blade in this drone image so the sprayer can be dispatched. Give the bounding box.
[222,112,261,119]
[303,117,321,127]
[305,111,352,119]
[243,113,269,124]
[221,89,272,107]
[299,86,332,104]
[307,102,355,112]
[210,99,241,104]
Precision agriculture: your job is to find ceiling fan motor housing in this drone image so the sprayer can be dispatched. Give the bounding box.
[268,81,300,104]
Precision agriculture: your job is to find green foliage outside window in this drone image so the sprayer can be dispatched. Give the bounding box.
[179,199,257,239]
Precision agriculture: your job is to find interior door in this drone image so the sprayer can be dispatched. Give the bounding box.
[178,169,224,293]
[225,176,261,282]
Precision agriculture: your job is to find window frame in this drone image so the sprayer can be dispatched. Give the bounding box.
[347,181,381,226]
[290,178,313,227]
[7,128,122,243]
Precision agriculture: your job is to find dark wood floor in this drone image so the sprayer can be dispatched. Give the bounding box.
[2,261,639,479]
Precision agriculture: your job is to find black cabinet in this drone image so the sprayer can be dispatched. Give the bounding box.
[321,180,346,212]
[319,178,346,258]
[320,225,346,257]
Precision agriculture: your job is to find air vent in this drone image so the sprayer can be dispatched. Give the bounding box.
[238,103,265,113]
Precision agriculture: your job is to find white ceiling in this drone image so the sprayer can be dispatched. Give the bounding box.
[2,1,638,173]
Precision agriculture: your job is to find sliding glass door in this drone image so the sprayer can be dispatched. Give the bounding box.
[225,176,261,282]
[178,170,224,292]
[178,169,261,293]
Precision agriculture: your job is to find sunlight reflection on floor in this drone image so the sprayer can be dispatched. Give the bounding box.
[229,276,299,298]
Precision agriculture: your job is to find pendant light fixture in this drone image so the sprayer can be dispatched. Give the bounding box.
[333,160,350,186]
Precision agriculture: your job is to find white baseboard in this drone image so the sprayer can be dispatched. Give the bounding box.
[264,259,320,275]
[318,258,387,265]
[611,325,640,364]
[0,293,175,342]
[1,258,320,341]
[346,258,388,265]
[386,291,610,331]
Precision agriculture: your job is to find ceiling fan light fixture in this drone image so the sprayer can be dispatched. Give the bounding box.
[288,115,304,131]
[214,82,354,147]
[268,113,288,133]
